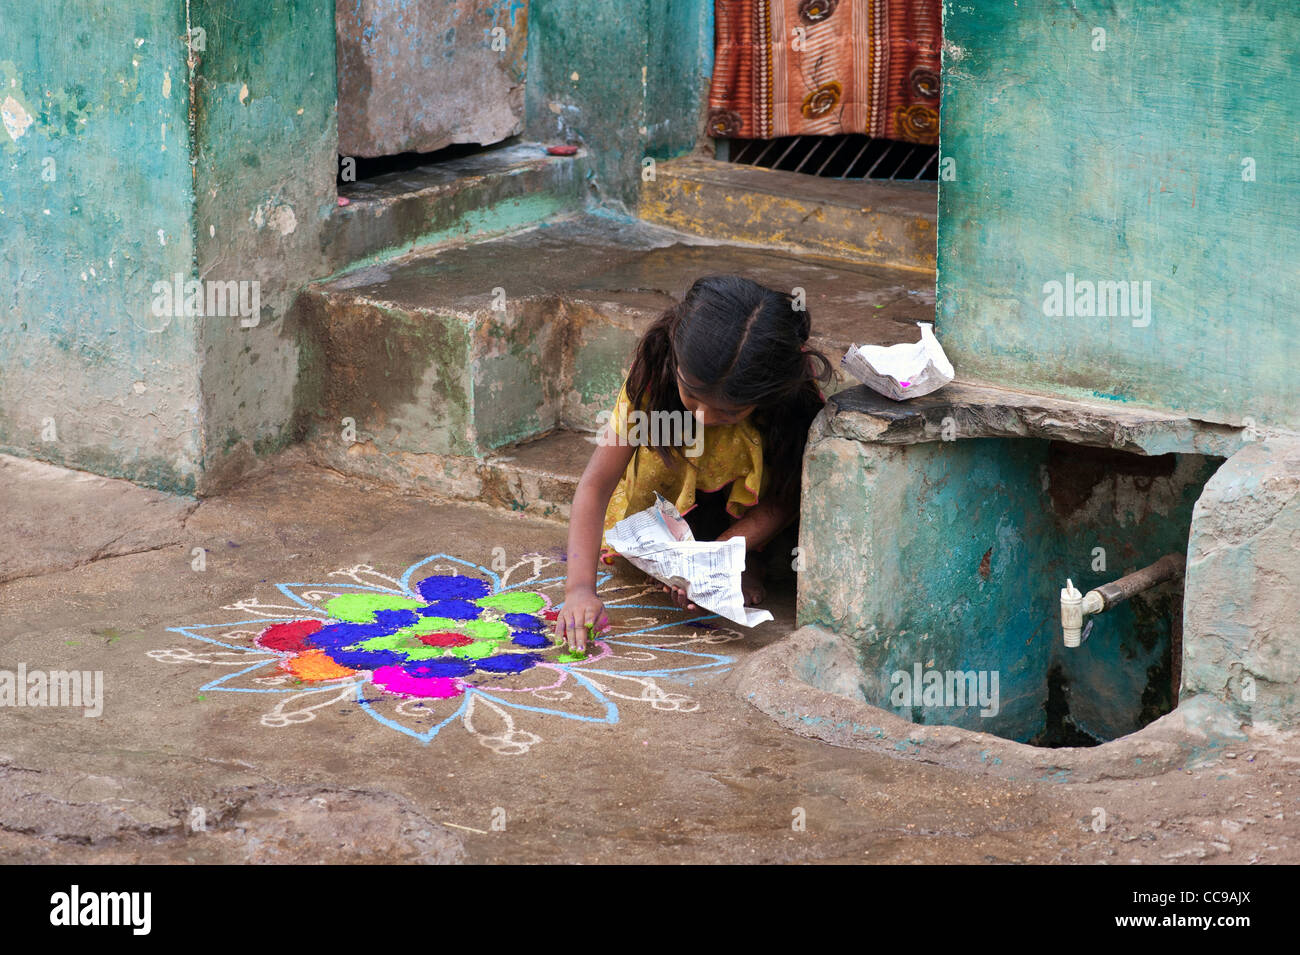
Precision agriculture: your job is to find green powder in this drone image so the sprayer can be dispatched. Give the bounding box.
[407,616,459,635]
[475,592,546,614]
[325,593,423,623]
[553,623,595,662]
[356,631,431,655]
[450,640,503,660]
[462,619,510,642]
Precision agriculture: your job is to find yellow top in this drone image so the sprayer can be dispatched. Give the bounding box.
[601,381,768,555]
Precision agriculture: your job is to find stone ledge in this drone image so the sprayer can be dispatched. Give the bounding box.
[324,143,590,273]
[296,213,935,469]
[819,379,1259,458]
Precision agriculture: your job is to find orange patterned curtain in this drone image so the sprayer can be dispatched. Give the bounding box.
[707,0,941,145]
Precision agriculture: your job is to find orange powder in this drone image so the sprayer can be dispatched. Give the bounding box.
[283,648,357,682]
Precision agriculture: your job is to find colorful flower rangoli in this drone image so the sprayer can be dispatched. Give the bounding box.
[153,553,742,753]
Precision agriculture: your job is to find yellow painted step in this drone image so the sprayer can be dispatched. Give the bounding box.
[639,156,935,273]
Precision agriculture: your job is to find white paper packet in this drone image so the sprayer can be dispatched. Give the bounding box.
[841,321,954,401]
[605,493,774,628]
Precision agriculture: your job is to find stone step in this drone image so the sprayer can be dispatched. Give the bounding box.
[638,156,936,273]
[482,429,592,520]
[321,142,590,274]
[292,212,935,512]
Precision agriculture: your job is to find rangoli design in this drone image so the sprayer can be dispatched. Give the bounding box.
[153,553,742,753]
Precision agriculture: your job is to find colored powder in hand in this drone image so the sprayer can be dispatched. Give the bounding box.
[555,623,594,662]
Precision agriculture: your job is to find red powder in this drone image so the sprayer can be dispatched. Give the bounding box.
[258,619,324,653]
[417,631,473,648]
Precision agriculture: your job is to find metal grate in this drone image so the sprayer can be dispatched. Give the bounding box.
[718,134,937,181]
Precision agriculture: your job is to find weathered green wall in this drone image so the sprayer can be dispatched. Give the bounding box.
[525,0,712,208]
[190,0,337,488]
[938,0,1300,430]
[0,2,201,492]
[1,0,714,492]
[0,0,337,493]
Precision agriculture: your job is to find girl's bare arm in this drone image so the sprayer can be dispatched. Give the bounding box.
[718,493,797,551]
[557,432,636,649]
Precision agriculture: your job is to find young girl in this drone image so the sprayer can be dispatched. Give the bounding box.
[554,274,832,650]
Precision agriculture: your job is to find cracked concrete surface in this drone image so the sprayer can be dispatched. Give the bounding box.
[1,455,1296,864]
[1,455,197,585]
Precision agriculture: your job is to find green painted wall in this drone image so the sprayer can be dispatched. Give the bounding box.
[190,0,337,487]
[0,0,337,494]
[938,0,1300,430]
[0,1,200,492]
[1,0,716,492]
[525,0,713,208]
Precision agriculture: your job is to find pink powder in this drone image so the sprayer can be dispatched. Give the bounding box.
[372,665,462,699]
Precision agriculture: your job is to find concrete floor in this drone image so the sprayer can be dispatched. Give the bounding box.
[1,455,1296,864]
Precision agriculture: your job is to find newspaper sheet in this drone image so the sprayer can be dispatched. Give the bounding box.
[605,493,774,628]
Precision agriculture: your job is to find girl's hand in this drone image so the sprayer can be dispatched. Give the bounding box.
[661,582,697,611]
[555,588,609,651]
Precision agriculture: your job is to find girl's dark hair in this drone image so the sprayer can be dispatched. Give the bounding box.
[624,274,833,505]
